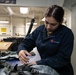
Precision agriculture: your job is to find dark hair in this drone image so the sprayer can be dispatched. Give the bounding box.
[45,5,64,23]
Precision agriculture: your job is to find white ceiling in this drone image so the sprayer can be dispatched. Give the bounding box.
[0,5,47,19]
[0,0,65,20]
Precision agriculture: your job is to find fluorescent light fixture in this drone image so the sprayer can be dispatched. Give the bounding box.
[42,17,45,21]
[20,7,28,14]
[7,7,13,15]
[26,22,37,25]
[0,21,9,23]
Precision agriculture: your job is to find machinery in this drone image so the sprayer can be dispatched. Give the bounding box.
[4,63,60,75]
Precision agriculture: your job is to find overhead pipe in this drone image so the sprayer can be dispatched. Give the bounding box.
[26,17,36,36]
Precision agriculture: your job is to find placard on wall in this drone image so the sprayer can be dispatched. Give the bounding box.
[0,28,7,34]
[1,28,6,32]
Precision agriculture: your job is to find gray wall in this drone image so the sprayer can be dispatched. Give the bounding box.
[71,5,76,75]
[16,0,64,7]
[63,1,76,75]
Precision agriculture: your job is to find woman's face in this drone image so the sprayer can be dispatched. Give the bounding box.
[45,17,60,32]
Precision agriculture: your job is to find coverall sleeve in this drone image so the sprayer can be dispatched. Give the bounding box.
[36,30,74,69]
[17,26,40,53]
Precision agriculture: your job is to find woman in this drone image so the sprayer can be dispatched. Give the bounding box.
[17,5,74,75]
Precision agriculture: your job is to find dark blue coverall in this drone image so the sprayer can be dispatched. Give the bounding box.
[17,25,74,75]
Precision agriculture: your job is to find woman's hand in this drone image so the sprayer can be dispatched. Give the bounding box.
[18,50,31,64]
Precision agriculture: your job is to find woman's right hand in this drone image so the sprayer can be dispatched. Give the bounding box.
[18,50,31,64]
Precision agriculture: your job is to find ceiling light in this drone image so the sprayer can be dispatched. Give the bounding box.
[26,22,37,25]
[7,7,13,15]
[20,7,28,14]
[0,21,9,23]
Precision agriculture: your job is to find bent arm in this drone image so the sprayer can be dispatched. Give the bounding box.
[17,25,41,54]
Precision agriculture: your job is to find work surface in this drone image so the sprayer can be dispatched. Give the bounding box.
[0,48,59,75]
[0,62,60,75]
[0,42,12,51]
[0,48,41,75]
[0,60,22,75]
